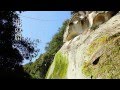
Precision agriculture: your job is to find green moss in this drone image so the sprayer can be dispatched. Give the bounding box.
[87,35,108,55]
[82,36,120,79]
[82,62,92,77]
[47,51,68,79]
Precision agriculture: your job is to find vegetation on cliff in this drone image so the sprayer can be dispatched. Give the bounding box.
[82,35,120,79]
[46,51,68,79]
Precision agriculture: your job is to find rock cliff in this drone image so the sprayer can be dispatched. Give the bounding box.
[46,11,120,79]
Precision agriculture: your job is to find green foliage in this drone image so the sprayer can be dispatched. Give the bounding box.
[24,54,44,79]
[24,20,69,79]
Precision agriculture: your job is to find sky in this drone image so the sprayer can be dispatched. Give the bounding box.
[19,11,71,65]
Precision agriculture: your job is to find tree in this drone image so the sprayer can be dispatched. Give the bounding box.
[0,11,39,79]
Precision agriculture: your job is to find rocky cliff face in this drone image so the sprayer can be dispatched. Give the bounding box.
[46,11,120,79]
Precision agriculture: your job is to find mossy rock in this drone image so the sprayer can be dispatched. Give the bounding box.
[82,36,120,79]
[46,51,68,79]
[87,35,109,56]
